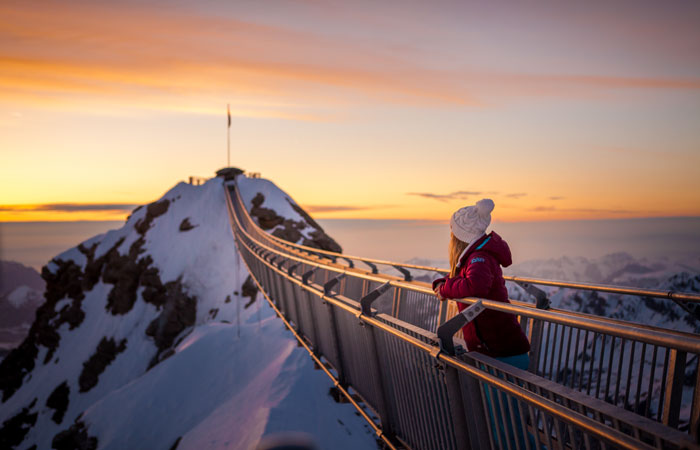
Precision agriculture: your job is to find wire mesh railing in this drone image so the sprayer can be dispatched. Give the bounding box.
[225,181,700,449]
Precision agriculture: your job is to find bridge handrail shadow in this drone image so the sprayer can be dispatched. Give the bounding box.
[225,181,700,449]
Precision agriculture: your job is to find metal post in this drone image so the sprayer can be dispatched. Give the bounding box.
[437,302,486,450]
[363,322,395,439]
[528,320,544,374]
[325,299,347,386]
[443,365,473,450]
[691,356,700,443]
[227,103,231,167]
[662,349,687,428]
[458,367,491,450]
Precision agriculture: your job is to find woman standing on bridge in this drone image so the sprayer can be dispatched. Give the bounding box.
[433,199,532,448]
[432,198,530,364]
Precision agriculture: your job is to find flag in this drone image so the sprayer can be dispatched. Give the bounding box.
[227,104,231,128]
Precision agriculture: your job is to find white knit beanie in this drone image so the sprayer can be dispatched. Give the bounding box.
[450,198,495,244]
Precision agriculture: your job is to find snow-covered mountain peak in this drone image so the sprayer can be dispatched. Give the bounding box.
[0,173,374,450]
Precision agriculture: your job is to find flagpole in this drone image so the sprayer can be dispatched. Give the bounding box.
[227,104,231,167]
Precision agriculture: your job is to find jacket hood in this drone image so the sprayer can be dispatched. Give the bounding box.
[460,231,512,268]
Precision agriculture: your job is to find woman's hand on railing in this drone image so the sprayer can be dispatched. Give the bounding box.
[434,282,445,301]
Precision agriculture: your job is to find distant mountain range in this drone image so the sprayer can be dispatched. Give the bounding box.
[506,252,700,334]
[0,261,45,357]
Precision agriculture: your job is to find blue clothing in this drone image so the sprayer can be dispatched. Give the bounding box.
[495,352,530,370]
[483,352,533,449]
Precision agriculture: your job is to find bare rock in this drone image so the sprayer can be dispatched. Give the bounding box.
[251,193,265,208]
[271,219,304,243]
[241,275,258,309]
[78,337,127,393]
[102,239,152,315]
[179,218,197,231]
[52,421,97,450]
[0,398,38,449]
[46,381,70,424]
[302,230,342,253]
[124,204,143,223]
[0,338,38,402]
[249,193,285,230]
[145,279,196,368]
[134,199,170,235]
[169,436,182,450]
[286,197,323,231]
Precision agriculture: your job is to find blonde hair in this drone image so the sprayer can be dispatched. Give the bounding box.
[448,232,469,277]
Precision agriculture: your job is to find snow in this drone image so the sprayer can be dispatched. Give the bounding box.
[1,174,376,450]
[7,286,32,308]
[83,320,375,450]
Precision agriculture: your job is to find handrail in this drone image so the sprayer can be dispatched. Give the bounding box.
[227,182,700,354]
[228,181,700,304]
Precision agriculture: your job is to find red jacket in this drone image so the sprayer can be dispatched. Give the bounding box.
[433,232,530,357]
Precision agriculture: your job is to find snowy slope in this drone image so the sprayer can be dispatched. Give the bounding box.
[0,175,375,450]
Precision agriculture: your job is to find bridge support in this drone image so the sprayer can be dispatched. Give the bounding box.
[663,349,687,428]
[437,301,490,450]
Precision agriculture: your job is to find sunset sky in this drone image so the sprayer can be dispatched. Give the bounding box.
[1,0,699,222]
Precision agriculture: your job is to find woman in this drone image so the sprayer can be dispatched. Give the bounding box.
[433,198,532,448]
[432,198,530,364]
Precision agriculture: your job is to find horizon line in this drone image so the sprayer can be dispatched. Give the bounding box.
[3,214,700,225]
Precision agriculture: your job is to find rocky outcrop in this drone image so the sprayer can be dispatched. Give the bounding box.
[179,218,196,231]
[78,338,127,393]
[271,219,304,243]
[102,238,151,315]
[303,229,342,253]
[52,421,97,450]
[247,192,343,253]
[284,198,342,252]
[285,197,322,231]
[134,199,170,235]
[242,275,259,309]
[250,193,285,230]
[169,436,182,450]
[0,338,39,402]
[145,278,197,368]
[0,398,37,449]
[46,381,70,424]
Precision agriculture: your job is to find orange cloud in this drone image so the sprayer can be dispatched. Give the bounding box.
[0,1,480,118]
[3,1,698,120]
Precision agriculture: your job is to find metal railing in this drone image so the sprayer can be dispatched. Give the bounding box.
[225,181,700,449]
[229,186,700,305]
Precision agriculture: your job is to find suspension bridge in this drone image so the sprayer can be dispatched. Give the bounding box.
[223,179,700,450]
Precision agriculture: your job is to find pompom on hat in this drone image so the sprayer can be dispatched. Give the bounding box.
[450,198,495,244]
